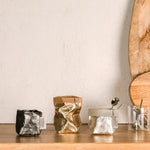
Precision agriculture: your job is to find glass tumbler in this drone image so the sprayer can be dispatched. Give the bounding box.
[88,108,118,134]
[128,105,150,131]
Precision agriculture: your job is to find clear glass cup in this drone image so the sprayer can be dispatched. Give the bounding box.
[88,108,118,134]
[128,105,149,131]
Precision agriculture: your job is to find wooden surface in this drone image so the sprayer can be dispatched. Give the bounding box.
[1,124,150,150]
[129,0,150,80]
[130,72,150,106]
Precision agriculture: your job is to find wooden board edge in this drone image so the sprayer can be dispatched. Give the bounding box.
[129,72,150,106]
[0,143,150,150]
[129,80,135,106]
[128,0,136,80]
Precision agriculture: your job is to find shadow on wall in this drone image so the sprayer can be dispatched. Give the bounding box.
[113,0,134,123]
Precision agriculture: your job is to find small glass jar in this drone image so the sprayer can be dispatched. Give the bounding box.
[88,108,118,134]
[128,105,150,131]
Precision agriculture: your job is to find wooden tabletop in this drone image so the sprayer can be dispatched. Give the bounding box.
[0,124,150,150]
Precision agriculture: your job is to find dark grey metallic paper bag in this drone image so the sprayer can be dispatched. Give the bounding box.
[16,110,42,136]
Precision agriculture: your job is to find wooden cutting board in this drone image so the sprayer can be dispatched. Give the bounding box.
[130,72,150,106]
[129,0,150,80]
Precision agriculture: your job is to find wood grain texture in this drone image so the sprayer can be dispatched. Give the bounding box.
[1,124,150,150]
[130,72,150,106]
[129,0,150,80]
[1,143,150,150]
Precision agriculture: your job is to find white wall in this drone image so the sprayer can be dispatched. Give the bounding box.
[0,0,134,123]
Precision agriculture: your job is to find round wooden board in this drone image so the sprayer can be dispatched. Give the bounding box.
[130,72,150,106]
[129,0,150,80]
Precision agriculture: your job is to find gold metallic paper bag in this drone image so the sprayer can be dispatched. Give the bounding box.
[53,96,82,133]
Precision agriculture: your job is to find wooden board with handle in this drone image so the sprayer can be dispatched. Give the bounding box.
[129,0,150,80]
[130,72,150,106]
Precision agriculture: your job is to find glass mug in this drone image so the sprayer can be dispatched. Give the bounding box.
[88,108,118,134]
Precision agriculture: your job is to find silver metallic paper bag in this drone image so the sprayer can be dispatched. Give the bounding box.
[88,108,118,134]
